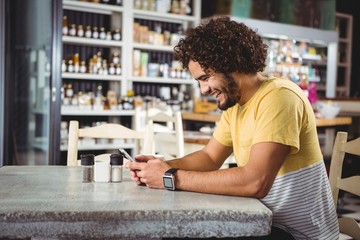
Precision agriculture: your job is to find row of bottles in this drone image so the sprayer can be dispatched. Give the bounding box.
[63,16,121,41]
[61,80,194,112]
[76,0,123,6]
[62,82,135,111]
[133,83,193,111]
[133,50,191,79]
[134,19,184,46]
[264,38,324,83]
[62,51,122,75]
[134,0,192,15]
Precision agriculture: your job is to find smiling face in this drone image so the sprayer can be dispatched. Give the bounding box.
[189,60,241,111]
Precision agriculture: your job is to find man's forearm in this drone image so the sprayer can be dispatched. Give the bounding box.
[167,149,222,171]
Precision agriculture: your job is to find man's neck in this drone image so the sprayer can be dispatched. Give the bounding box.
[236,73,265,105]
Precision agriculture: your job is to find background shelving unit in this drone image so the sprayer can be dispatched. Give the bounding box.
[234,17,338,98]
[60,0,201,160]
[335,12,353,97]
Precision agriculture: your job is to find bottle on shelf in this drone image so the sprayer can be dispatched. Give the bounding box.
[106,90,118,110]
[109,63,116,75]
[101,59,108,75]
[77,25,84,37]
[96,51,102,70]
[92,27,99,39]
[99,27,106,40]
[80,61,87,73]
[115,64,121,75]
[112,28,121,41]
[67,60,74,73]
[65,83,74,100]
[111,52,120,65]
[106,31,112,41]
[170,0,180,14]
[93,84,105,110]
[91,54,98,74]
[85,26,92,38]
[62,16,68,35]
[73,53,80,73]
[69,24,77,37]
[61,60,67,72]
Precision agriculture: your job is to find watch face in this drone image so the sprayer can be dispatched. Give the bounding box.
[163,175,175,190]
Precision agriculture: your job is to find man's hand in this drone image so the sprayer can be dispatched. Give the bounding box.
[125,155,170,188]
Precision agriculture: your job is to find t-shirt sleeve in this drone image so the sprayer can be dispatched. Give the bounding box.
[252,87,305,154]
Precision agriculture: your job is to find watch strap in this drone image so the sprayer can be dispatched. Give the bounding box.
[165,168,177,175]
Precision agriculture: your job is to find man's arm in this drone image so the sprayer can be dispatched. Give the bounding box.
[175,142,290,198]
[127,139,290,198]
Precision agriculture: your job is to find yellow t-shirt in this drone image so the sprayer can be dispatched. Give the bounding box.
[213,77,339,239]
[213,77,323,176]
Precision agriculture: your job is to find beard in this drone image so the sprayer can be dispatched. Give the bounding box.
[217,73,241,111]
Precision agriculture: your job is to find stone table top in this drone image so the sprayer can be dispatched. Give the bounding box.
[0,166,272,239]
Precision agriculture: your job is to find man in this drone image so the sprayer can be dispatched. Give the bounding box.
[126,16,339,239]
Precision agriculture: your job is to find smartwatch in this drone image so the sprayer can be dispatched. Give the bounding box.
[163,168,178,191]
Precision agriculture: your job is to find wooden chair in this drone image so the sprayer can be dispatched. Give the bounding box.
[328,131,360,240]
[135,107,185,159]
[67,120,154,166]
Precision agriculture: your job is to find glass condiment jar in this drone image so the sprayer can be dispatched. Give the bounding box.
[110,153,123,182]
[81,154,94,183]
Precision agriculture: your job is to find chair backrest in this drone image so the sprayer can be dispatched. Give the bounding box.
[67,120,154,166]
[135,107,185,159]
[328,131,360,239]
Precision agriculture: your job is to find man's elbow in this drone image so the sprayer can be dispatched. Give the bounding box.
[250,178,272,199]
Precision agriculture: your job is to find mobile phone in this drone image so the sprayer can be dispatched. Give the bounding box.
[119,148,135,162]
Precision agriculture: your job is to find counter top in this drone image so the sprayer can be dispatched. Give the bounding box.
[0,166,272,239]
[182,111,352,127]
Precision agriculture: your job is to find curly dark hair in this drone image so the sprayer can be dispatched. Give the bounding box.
[174,16,267,74]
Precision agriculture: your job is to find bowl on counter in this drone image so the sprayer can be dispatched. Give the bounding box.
[315,101,341,119]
